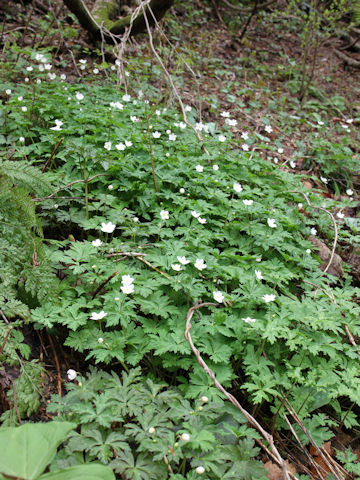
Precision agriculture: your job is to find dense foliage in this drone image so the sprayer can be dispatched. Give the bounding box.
[1,0,360,477]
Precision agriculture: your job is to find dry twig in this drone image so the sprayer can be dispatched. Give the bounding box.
[184,302,291,479]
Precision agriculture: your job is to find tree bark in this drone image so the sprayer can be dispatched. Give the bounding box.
[63,0,174,40]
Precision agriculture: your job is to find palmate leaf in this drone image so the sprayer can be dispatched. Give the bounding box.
[110,451,166,480]
[39,464,115,480]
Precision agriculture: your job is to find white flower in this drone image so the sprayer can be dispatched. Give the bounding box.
[38,64,44,72]
[115,142,126,151]
[346,118,354,124]
[171,264,182,271]
[213,290,224,303]
[148,427,156,434]
[263,294,276,303]
[181,433,190,442]
[278,147,284,154]
[169,133,177,141]
[218,134,226,142]
[79,59,87,64]
[233,182,243,193]
[152,131,161,138]
[256,258,262,262]
[155,109,161,116]
[122,94,131,102]
[48,73,56,80]
[165,152,170,157]
[177,256,190,265]
[179,122,186,129]
[243,199,253,206]
[197,217,206,224]
[320,176,328,184]
[25,77,29,82]
[213,164,219,171]
[104,142,112,151]
[160,210,169,220]
[122,275,134,286]
[306,249,311,254]
[18,96,23,101]
[242,317,256,323]
[108,184,113,191]
[75,92,84,100]
[5,89,11,95]
[125,140,133,147]
[346,188,353,196]
[130,116,139,122]
[134,217,139,222]
[310,228,317,235]
[241,144,249,151]
[273,157,278,164]
[265,125,273,133]
[121,283,134,294]
[101,221,116,233]
[241,131,249,140]
[318,120,324,126]
[194,258,207,270]
[179,188,185,194]
[90,311,108,320]
[290,160,296,169]
[67,369,77,381]
[196,466,205,475]
[298,203,303,209]
[200,396,208,403]
[60,74,66,80]
[267,218,277,228]
[19,137,25,142]
[191,210,201,218]
[255,270,263,280]
[336,212,344,219]
[26,66,33,72]
[196,165,204,172]
[98,337,104,343]
[220,111,230,118]
[21,106,27,112]
[184,105,192,112]
[110,101,123,110]
[92,239,103,247]
[50,119,63,131]
[44,63,52,70]
[226,118,237,126]
[93,68,99,74]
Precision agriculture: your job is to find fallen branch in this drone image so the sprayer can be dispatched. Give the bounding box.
[334,49,360,68]
[184,301,291,479]
[32,173,109,202]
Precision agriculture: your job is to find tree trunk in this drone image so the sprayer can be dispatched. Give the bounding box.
[63,0,174,41]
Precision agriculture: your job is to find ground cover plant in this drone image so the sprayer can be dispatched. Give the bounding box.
[1,0,360,478]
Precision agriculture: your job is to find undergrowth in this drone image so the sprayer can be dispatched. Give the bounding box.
[1,1,360,477]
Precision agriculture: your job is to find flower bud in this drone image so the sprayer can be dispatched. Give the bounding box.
[181,433,190,442]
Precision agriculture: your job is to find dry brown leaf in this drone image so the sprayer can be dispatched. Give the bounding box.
[308,235,344,277]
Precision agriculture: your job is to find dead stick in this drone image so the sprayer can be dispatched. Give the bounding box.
[11,379,22,424]
[33,173,109,202]
[47,333,62,397]
[184,302,291,479]
[42,137,64,172]
[0,326,13,356]
[92,270,119,298]
[0,308,9,324]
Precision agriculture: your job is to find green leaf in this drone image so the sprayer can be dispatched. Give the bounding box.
[39,464,115,480]
[0,421,76,480]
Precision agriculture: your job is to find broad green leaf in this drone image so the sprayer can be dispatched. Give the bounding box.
[0,421,75,480]
[39,464,115,480]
